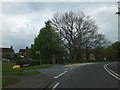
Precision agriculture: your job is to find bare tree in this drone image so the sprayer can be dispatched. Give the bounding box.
[51,11,107,62]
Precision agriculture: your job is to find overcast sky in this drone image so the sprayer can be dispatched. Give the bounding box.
[1,2,119,53]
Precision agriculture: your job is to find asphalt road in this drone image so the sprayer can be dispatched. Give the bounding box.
[49,62,120,88]
[37,65,66,77]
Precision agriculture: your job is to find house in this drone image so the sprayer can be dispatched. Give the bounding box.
[19,47,29,58]
[0,46,14,60]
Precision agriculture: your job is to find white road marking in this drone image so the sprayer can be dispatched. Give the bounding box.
[104,64,120,80]
[70,63,95,70]
[105,64,120,77]
[63,63,95,70]
[52,82,59,90]
[54,71,67,79]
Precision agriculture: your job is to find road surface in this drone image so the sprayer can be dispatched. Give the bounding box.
[48,62,120,89]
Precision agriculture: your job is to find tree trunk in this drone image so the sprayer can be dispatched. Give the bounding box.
[85,47,89,61]
[73,52,77,63]
[52,53,56,64]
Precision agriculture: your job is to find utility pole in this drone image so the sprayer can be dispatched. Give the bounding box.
[117,1,120,42]
[36,51,42,65]
[39,51,42,65]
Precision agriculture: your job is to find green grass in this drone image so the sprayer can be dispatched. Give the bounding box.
[2,62,16,72]
[0,61,2,72]
[2,62,51,76]
[21,64,52,71]
[2,71,40,88]
[0,77,1,84]
[0,61,2,89]
[2,62,52,87]
[2,77,19,87]
[3,70,40,76]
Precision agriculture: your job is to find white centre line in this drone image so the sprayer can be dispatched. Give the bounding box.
[52,82,59,90]
[54,71,67,79]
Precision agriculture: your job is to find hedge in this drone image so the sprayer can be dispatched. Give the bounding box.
[16,59,40,67]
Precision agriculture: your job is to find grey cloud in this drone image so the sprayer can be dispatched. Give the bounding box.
[2,28,36,52]
[1,0,118,2]
[2,2,51,15]
[2,2,114,15]
[2,2,118,52]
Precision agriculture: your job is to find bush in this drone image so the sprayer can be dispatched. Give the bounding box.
[29,60,40,66]
[16,59,44,67]
[16,59,30,67]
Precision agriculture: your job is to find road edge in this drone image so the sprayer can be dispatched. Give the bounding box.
[43,77,54,89]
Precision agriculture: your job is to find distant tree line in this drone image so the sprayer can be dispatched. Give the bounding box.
[29,11,120,64]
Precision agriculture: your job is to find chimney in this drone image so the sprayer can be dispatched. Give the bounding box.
[26,47,28,49]
[11,46,13,49]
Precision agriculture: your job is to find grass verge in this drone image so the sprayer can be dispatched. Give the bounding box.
[2,62,51,87]
[2,77,20,87]
[2,62,51,76]
[21,64,52,71]
[3,70,40,76]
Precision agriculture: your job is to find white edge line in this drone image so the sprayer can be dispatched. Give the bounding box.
[52,82,59,90]
[104,65,120,80]
[105,64,120,77]
[54,71,67,79]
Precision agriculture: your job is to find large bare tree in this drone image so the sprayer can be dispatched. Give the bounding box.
[51,11,107,62]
